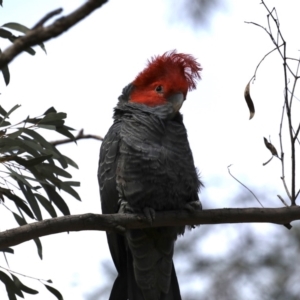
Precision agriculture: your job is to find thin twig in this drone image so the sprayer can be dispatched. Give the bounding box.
[0,265,50,283]
[251,46,280,81]
[32,8,63,29]
[277,194,288,207]
[50,129,103,147]
[289,53,300,114]
[227,165,263,207]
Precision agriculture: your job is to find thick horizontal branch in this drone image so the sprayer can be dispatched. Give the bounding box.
[0,206,299,249]
[0,0,108,69]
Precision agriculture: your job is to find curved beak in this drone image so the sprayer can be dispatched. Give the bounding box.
[167,92,184,113]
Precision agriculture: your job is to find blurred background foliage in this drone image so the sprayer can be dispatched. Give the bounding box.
[166,0,228,28]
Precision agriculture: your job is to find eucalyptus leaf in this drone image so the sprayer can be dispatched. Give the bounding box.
[0,248,14,254]
[11,274,38,295]
[43,107,57,115]
[36,163,72,178]
[44,284,63,300]
[0,28,12,38]
[55,126,75,140]
[2,23,46,53]
[59,182,81,201]
[43,185,70,215]
[40,112,66,124]
[0,105,7,116]
[34,193,57,218]
[2,22,29,34]
[0,48,10,85]
[62,155,78,169]
[0,270,22,299]
[34,237,43,259]
[5,166,34,189]
[37,124,56,130]
[14,154,53,167]
[18,182,42,220]
[7,128,24,139]
[7,35,36,55]
[5,192,34,219]
[14,210,41,261]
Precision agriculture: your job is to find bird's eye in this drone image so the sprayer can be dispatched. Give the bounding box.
[155,85,163,93]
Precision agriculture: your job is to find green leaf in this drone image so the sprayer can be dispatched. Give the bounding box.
[7,290,17,300]
[0,104,20,127]
[55,126,75,141]
[40,112,66,123]
[5,192,34,219]
[13,212,27,226]
[2,23,46,53]
[2,22,29,34]
[34,237,43,259]
[62,155,78,169]
[0,248,14,254]
[37,124,56,130]
[59,182,81,201]
[5,166,34,189]
[34,193,57,218]
[6,104,21,118]
[7,35,36,55]
[0,48,10,85]
[0,116,11,127]
[44,107,57,115]
[21,130,68,168]
[0,105,8,116]
[18,182,42,221]
[44,284,63,300]
[12,274,38,295]
[43,185,70,215]
[21,139,53,156]
[14,212,43,259]
[0,270,22,300]
[7,128,24,139]
[64,181,80,187]
[14,154,53,167]
[0,28,12,38]
[36,163,72,178]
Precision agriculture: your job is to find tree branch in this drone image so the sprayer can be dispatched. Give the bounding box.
[0,207,299,249]
[0,0,108,69]
[50,129,103,146]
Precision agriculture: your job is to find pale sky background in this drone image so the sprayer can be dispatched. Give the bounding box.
[0,0,300,299]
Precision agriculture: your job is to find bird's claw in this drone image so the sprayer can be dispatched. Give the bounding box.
[118,199,134,214]
[184,200,202,229]
[143,207,156,224]
[118,200,155,224]
[184,200,202,212]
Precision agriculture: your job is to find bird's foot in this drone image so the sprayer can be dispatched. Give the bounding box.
[118,199,134,214]
[118,199,155,224]
[184,200,202,229]
[184,200,202,212]
[142,207,156,224]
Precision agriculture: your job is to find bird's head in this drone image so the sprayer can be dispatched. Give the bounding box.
[129,50,202,114]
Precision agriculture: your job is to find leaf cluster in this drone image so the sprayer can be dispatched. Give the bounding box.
[0,22,46,86]
[0,105,79,300]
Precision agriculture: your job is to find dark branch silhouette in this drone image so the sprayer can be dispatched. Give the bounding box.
[1,206,300,249]
[51,129,103,146]
[0,0,108,69]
